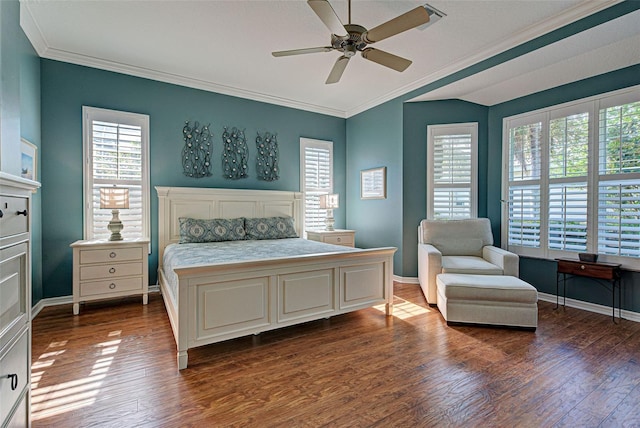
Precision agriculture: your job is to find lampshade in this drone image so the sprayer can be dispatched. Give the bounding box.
[319,194,339,209]
[100,187,130,210]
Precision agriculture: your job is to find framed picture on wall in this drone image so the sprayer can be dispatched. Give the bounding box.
[360,166,387,199]
[21,138,37,181]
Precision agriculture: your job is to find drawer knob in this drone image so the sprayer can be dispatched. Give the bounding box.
[109,283,116,289]
[337,237,341,242]
[109,252,117,259]
[16,209,28,216]
[6,373,18,390]
[581,265,585,270]
[109,267,116,274]
[0,209,3,218]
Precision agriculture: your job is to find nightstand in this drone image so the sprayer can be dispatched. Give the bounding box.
[71,237,149,315]
[306,229,355,247]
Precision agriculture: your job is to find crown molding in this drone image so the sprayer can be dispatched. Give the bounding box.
[21,0,621,119]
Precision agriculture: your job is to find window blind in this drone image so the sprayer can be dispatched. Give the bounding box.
[427,123,478,219]
[300,139,333,232]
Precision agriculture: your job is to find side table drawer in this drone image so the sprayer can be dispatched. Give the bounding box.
[80,277,143,297]
[80,262,143,281]
[324,235,354,247]
[0,329,29,424]
[79,247,142,264]
[0,195,28,238]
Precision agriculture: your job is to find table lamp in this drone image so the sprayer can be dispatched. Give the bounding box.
[319,193,339,231]
[100,187,129,241]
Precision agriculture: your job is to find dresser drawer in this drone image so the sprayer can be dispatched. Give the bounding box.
[80,262,143,281]
[5,391,28,428]
[79,246,143,264]
[0,244,27,351]
[324,234,354,246]
[80,277,143,297]
[0,196,28,239]
[0,329,29,424]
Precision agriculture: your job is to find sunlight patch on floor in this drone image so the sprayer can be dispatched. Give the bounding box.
[374,297,432,320]
[30,331,122,421]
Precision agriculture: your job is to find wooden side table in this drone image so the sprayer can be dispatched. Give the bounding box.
[306,229,355,247]
[71,238,149,315]
[556,258,622,323]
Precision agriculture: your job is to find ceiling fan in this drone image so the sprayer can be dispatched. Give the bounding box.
[272,0,446,84]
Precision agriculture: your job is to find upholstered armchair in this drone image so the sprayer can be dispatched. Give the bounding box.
[417,218,519,305]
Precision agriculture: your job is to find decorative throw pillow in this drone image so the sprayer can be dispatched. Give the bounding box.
[179,217,246,243]
[244,217,298,240]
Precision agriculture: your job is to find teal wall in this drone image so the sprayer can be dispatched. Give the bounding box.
[401,100,489,277]
[40,60,346,298]
[346,98,404,270]
[0,0,22,176]
[19,23,42,304]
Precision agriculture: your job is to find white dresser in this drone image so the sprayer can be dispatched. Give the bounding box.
[0,173,39,428]
[306,229,356,247]
[70,238,149,315]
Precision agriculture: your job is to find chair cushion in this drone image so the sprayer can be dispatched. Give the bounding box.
[441,256,504,275]
[420,218,493,257]
[437,274,538,304]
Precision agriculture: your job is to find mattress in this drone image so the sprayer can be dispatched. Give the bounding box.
[162,238,360,304]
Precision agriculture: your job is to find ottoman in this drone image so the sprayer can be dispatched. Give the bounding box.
[436,273,538,329]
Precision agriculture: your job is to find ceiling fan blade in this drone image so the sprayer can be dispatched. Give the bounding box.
[361,48,412,72]
[272,47,333,57]
[326,56,350,84]
[308,0,348,37]
[362,5,431,44]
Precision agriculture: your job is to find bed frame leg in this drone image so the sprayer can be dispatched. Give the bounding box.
[178,350,188,370]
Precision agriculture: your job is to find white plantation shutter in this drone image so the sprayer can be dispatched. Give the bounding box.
[548,112,589,252]
[507,120,542,250]
[427,123,477,219]
[300,138,333,232]
[503,86,640,268]
[597,100,640,257]
[83,107,149,241]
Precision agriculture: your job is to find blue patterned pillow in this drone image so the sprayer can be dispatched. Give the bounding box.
[179,217,246,243]
[244,217,298,240]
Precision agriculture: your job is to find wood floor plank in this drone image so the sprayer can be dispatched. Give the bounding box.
[31,283,640,427]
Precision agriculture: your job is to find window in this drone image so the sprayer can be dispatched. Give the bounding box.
[83,106,150,242]
[503,86,640,267]
[427,123,478,219]
[300,138,333,233]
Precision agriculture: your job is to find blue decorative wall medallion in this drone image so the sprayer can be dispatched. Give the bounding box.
[256,131,279,181]
[182,120,212,178]
[222,126,249,180]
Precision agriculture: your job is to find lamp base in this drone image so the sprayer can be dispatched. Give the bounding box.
[108,209,124,241]
[324,213,335,231]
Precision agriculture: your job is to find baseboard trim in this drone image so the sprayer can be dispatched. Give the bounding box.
[538,292,640,322]
[393,275,419,284]
[31,285,161,319]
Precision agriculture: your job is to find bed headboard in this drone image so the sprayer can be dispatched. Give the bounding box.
[156,186,304,264]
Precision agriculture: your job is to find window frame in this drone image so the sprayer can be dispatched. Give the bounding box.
[300,137,333,235]
[426,122,478,219]
[82,106,150,243]
[501,85,640,269]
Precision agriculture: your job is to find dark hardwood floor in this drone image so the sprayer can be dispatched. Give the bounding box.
[31,283,640,427]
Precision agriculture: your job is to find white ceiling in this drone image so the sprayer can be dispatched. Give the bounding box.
[20,0,638,118]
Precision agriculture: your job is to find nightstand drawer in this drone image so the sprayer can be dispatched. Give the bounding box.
[324,235,354,246]
[0,329,29,424]
[79,246,143,264]
[0,196,28,239]
[80,262,143,281]
[80,277,143,297]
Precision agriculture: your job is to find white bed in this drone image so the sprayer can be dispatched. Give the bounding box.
[156,186,396,369]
